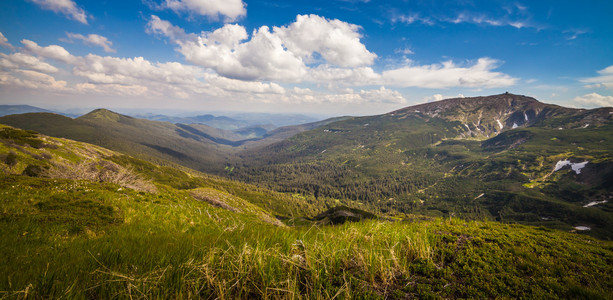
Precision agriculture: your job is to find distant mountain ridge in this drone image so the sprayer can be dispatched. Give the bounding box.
[0,105,53,117]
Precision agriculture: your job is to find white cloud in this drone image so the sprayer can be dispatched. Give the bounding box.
[22,39,77,64]
[147,15,193,41]
[382,58,517,89]
[422,93,464,103]
[149,14,375,82]
[30,0,88,24]
[307,65,380,85]
[0,53,59,73]
[5,40,291,100]
[573,93,613,107]
[394,48,414,55]
[357,86,407,104]
[177,24,307,81]
[274,14,377,67]
[0,32,14,50]
[160,0,246,22]
[147,15,516,90]
[391,14,434,25]
[564,29,588,41]
[0,69,67,91]
[581,65,613,90]
[64,33,115,53]
[392,9,535,29]
[284,86,407,105]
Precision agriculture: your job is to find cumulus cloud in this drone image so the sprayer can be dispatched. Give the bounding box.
[22,39,77,64]
[0,32,14,50]
[274,14,376,67]
[0,69,67,91]
[0,53,59,73]
[306,65,380,85]
[147,15,193,41]
[382,58,517,89]
[581,65,613,90]
[30,0,88,24]
[158,0,246,21]
[64,33,115,53]
[148,14,375,82]
[178,24,308,81]
[573,93,613,107]
[3,39,291,100]
[148,15,515,89]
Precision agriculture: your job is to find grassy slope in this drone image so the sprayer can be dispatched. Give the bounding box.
[230,107,613,239]
[1,176,612,298]
[1,122,613,299]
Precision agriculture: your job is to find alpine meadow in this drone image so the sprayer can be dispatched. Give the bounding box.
[1,0,613,299]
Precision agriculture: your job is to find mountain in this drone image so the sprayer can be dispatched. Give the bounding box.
[0,104,53,116]
[0,109,230,172]
[229,93,613,239]
[134,113,251,130]
[0,109,342,171]
[1,124,612,298]
[133,112,322,130]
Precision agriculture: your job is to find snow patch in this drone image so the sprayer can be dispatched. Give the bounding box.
[524,112,529,121]
[496,119,504,129]
[574,226,591,231]
[512,123,518,129]
[584,200,608,208]
[582,124,589,128]
[571,161,588,174]
[554,160,589,174]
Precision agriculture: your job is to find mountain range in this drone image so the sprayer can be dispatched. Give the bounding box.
[1,93,613,297]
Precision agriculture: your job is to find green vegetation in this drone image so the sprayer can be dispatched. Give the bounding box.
[1,123,613,298]
[229,97,613,239]
[1,175,612,299]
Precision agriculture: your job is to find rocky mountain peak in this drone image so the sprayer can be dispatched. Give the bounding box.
[389,93,580,138]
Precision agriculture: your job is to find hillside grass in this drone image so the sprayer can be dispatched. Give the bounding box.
[1,175,613,299]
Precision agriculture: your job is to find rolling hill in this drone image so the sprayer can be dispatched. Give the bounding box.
[0,109,343,173]
[0,109,235,173]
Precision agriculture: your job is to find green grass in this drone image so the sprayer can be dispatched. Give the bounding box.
[1,175,612,298]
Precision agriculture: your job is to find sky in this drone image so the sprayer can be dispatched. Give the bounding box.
[0,0,612,116]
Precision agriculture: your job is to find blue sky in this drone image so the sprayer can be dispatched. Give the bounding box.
[0,0,612,115]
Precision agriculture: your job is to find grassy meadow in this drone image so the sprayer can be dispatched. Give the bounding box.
[1,174,612,299]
